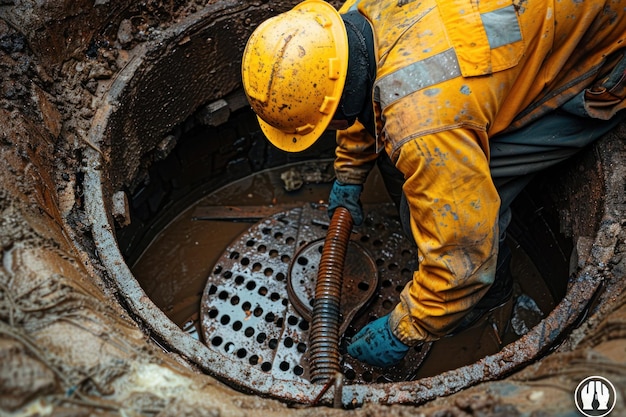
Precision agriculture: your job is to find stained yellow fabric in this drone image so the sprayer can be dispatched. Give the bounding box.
[335,0,626,344]
[391,130,500,342]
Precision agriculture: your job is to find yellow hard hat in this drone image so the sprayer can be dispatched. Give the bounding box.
[241,0,348,153]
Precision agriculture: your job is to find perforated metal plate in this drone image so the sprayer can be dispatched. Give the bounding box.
[200,203,430,393]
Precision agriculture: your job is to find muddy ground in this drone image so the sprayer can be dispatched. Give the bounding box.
[0,0,625,416]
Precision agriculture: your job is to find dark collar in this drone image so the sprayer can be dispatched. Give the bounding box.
[339,11,376,135]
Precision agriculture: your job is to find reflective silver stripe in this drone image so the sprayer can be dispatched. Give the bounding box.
[481,5,522,49]
[375,48,460,108]
[375,5,521,108]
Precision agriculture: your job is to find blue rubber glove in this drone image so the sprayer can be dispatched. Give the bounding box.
[328,180,364,226]
[347,315,410,368]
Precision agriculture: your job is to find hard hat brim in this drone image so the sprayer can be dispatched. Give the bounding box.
[257,114,333,153]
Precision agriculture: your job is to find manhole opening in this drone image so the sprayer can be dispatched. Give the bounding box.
[119,107,572,400]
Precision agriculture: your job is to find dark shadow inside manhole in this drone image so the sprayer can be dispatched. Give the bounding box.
[114,107,573,403]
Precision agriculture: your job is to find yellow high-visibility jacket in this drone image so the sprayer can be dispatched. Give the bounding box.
[335,0,626,345]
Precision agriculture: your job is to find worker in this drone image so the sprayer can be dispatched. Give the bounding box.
[241,0,626,368]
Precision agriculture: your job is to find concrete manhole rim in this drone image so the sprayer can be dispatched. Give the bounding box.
[81,4,624,406]
[83,139,620,406]
[82,159,607,405]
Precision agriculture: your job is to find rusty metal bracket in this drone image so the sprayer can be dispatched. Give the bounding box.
[192,203,310,222]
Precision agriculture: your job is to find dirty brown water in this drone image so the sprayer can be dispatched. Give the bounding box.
[132,162,556,382]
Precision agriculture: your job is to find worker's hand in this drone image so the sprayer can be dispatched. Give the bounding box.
[347,315,410,368]
[328,180,364,225]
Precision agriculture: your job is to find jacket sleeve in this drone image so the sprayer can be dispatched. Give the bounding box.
[387,128,501,345]
[334,119,380,184]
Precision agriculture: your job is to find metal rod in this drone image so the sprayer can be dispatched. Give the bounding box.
[309,207,353,384]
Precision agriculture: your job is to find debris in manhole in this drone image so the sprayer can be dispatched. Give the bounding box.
[280,162,334,191]
[511,293,544,336]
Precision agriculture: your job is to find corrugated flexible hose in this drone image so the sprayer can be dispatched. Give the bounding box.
[309,206,353,384]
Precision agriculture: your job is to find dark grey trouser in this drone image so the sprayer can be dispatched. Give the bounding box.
[489,107,625,238]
